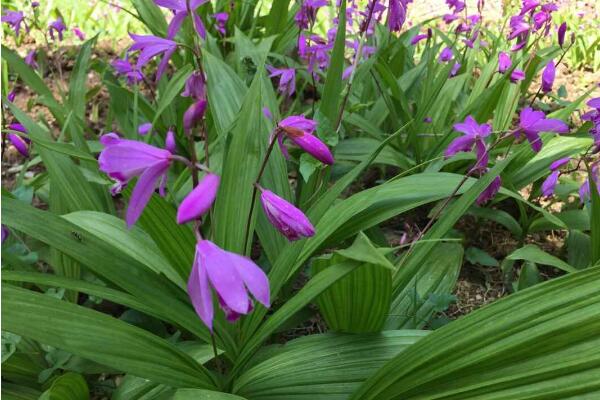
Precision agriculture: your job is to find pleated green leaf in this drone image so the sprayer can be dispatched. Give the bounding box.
[387,242,463,329]
[151,65,193,128]
[506,244,577,273]
[352,266,600,400]
[234,331,428,400]
[174,389,247,400]
[2,285,216,390]
[590,166,600,265]
[313,233,392,333]
[39,373,89,400]
[319,0,346,122]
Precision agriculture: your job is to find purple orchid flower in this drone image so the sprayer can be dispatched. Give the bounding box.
[212,12,228,35]
[508,15,530,40]
[450,62,461,77]
[98,133,172,227]
[388,0,413,32]
[72,27,85,41]
[138,123,152,136]
[2,10,26,38]
[516,107,569,152]
[7,133,29,157]
[541,157,570,197]
[24,50,38,69]
[541,60,555,93]
[579,164,600,203]
[267,66,296,97]
[112,57,144,85]
[154,0,209,39]
[443,13,460,24]
[184,100,207,131]
[177,173,220,224]
[187,240,270,330]
[165,129,176,154]
[498,52,512,74]
[1,225,9,244]
[557,22,567,47]
[128,33,177,82]
[410,32,429,46]
[181,71,207,100]
[583,97,600,151]
[260,189,315,241]
[477,175,502,205]
[277,116,334,165]
[520,0,539,15]
[510,68,525,83]
[439,47,454,63]
[48,18,67,41]
[7,90,16,102]
[445,116,492,170]
[295,0,328,29]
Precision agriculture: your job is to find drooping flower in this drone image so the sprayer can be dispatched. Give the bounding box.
[508,15,530,39]
[72,27,85,41]
[98,133,172,227]
[582,97,600,151]
[445,116,492,170]
[516,107,569,152]
[7,90,16,102]
[388,0,413,32]
[450,62,461,77]
[541,60,555,93]
[541,157,570,197]
[24,50,37,68]
[439,47,454,63]
[183,100,207,131]
[498,52,512,73]
[154,0,209,39]
[187,240,270,330]
[579,164,600,203]
[176,173,220,224]
[510,68,525,83]
[7,133,29,157]
[138,123,152,136]
[128,33,177,82]
[477,175,502,205]
[277,116,334,165]
[410,30,431,45]
[165,129,176,153]
[181,71,206,100]
[212,12,228,35]
[295,0,328,29]
[48,18,67,41]
[520,0,539,15]
[1,225,9,243]
[2,10,26,38]
[260,189,315,241]
[267,66,296,97]
[112,56,144,85]
[557,22,567,47]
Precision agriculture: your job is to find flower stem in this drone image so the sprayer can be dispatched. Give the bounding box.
[210,333,222,374]
[243,130,281,255]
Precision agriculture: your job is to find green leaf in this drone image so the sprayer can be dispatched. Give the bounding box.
[63,211,185,289]
[1,383,42,400]
[313,233,392,333]
[318,0,347,122]
[386,243,462,329]
[233,261,362,375]
[352,266,600,399]
[234,331,427,399]
[174,390,247,400]
[69,36,97,120]
[566,230,591,269]
[2,285,216,389]
[265,0,291,35]
[1,197,212,345]
[130,0,167,37]
[590,166,600,265]
[516,261,541,291]
[151,65,193,127]
[468,206,523,237]
[506,244,577,273]
[39,373,89,400]
[465,247,499,267]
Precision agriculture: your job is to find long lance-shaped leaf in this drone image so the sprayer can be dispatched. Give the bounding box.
[1,197,216,347]
[590,165,600,265]
[352,266,600,400]
[2,285,216,390]
[234,330,428,399]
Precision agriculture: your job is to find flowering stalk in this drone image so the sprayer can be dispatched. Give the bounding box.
[243,130,282,255]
